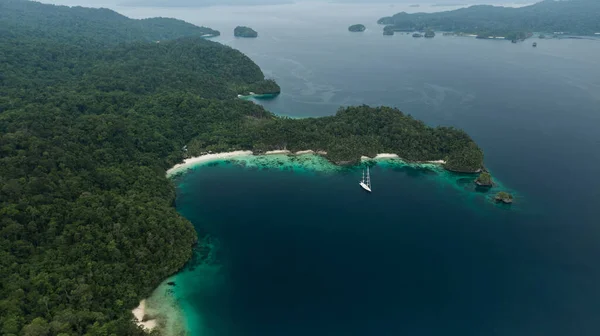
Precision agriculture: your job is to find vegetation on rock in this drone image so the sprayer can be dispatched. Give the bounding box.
[244,79,281,95]
[495,192,514,204]
[348,24,366,32]
[234,26,258,38]
[475,172,493,187]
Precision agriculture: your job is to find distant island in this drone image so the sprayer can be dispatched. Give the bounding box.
[378,0,600,40]
[234,26,258,38]
[348,24,366,32]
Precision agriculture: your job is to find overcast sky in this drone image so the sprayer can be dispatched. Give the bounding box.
[41,0,534,8]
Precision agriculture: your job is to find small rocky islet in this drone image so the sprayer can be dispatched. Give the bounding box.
[234,26,258,38]
[475,172,493,187]
[348,24,366,32]
[495,191,514,204]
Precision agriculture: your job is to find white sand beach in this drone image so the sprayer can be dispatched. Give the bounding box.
[265,150,291,155]
[166,150,446,178]
[375,153,400,159]
[361,154,446,165]
[132,300,157,331]
[166,150,334,177]
[166,150,253,176]
[131,278,189,336]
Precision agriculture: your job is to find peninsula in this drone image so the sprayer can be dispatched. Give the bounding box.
[234,26,258,37]
[378,0,600,39]
[1,1,485,335]
[348,24,366,32]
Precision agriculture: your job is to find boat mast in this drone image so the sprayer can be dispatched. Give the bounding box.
[367,167,371,188]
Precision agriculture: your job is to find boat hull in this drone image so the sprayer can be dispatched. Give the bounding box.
[359,182,372,192]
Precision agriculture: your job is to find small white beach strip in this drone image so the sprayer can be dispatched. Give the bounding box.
[362,154,446,165]
[265,150,291,155]
[374,153,400,159]
[166,150,253,176]
[132,300,157,331]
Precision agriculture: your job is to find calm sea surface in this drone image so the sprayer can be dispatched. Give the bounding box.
[114,2,600,335]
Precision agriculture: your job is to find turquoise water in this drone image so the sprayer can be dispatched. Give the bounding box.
[170,157,596,336]
[114,3,600,335]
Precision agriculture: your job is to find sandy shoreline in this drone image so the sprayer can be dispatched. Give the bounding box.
[166,150,253,176]
[265,149,291,155]
[167,150,445,177]
[375,153,400,159]
[363,154,447,165]
[166,150,330,177]
[132,278,188,336]
[132,300,157,331]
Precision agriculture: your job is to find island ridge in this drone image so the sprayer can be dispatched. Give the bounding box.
[378,0,600,40]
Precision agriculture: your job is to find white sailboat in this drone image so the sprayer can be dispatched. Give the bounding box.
[359,166,372,192]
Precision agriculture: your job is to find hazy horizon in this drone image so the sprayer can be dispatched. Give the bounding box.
[39,0,535,9]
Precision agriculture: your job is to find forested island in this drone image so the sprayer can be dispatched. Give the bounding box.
[475,172,493,187]
[495,192,514,204]
[234,26,258,38]
[378,0,600,40]
[1,0,483,335]
[348,24,366,32]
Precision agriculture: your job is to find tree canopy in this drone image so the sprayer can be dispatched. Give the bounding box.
[378,0,600,38]
[475,172,493,186]
[0,0,220,47]
[183,105,484,170]
[234,26,258,38]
